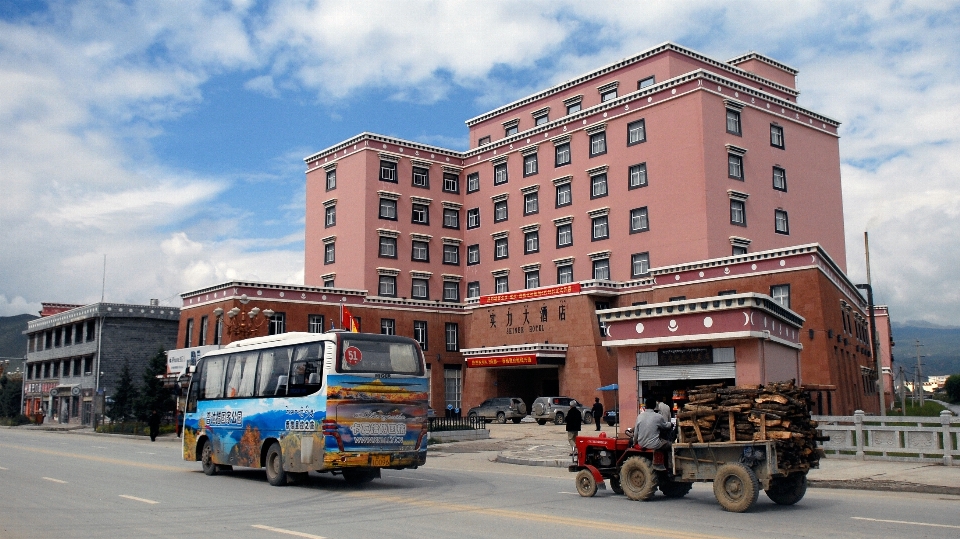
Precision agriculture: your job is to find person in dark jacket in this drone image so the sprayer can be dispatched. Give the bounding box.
[591,398,604,431]
[148,409,161,442]
[565,401,583,455]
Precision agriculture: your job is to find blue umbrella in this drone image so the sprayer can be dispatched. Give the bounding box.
[596,384,619,435]
[597,383,618,391]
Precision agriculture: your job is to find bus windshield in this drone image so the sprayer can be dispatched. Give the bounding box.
[338,336,422,375]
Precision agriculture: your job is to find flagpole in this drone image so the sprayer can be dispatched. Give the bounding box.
[339,302,343,330]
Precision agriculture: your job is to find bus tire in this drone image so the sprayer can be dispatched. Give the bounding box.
[265,442,288,487]
[343,468,377,485]
[201,441,219,476]
[714,463,760,512]
[288,472,309,485]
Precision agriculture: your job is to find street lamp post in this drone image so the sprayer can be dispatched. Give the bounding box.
[213,294,274,341]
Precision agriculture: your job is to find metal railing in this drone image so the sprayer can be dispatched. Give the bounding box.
[814,410,959,465]
[428,415,486,432]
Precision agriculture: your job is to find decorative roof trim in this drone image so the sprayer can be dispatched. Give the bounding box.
[442,165,463,174]
[532,106,550,118]
[520,262,541,271]
[553,216,574,226]
[587,207,610,218]
[589,250,612,261]
[726,144,748,156]
[379,152,401,163]
[585,122,607,135]
[490,230,509,240]
[520,144,539,156]
[410,233,433,242]
[410,270,433,279]
[553,256,575,266]
[442,273,463,282]
[502,118,520,128]
[597,81,620,93]
[491,192,509,203]
[727,51,799,75]
[552,134,571,146]
[586,165,609,176]
[441,201,462,210]
[491,155,508,166]
[377,267,400,276]
[410,196,433,205]
[727,190,750,201]
[322,161,338,171]
[729,236,752,247]
[410,159,433,169]
[322,198,337,207]
[378,190,401,200]
[491,268,510,277]
[519,223,540,233]
[724,99,746,111]
[552,175,573,186]
[442,237,462,245]
[520,184,540,194]
[377,228,400,238]
[321,235,336,244]
[563,95,583,106]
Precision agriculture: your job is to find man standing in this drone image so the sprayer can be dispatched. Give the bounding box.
[656,396,672,422]
[565,401,583,455]
[591,397,604,432]
[148,409,161,442]
[633,397,672,450]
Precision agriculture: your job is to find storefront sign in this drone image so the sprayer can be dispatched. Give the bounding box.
[167,345,220,375]
[479,283,581,305]
[467,354,538,368]
[24,382,57,395]
[658,346,713,366]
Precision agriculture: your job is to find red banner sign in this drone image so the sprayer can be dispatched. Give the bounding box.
[479,283,581,305]
[467,354,538,368]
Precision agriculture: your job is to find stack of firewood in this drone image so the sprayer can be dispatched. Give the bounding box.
[676,380,822,469]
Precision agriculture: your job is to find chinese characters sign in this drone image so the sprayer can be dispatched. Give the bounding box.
[467,354,538,368]
[479,283,581,305]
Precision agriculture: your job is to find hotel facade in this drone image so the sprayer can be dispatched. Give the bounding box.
[177,43,890,424]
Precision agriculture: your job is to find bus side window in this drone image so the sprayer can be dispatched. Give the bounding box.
[186,360,203,412]
[225,352,258,398]
[202,356,226,400]
[289,343,324,396]
[257,347,292,397]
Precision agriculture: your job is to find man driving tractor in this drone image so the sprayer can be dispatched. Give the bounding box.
[633,397,672,450]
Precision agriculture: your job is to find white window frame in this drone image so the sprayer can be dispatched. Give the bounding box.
[631,252,650,277]
[630,207,649,233]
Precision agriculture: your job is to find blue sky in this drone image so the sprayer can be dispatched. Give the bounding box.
[1,1,959,326]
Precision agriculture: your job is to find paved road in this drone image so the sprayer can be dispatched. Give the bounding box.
[1,428,959,539]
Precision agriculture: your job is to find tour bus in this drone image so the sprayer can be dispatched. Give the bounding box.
[182,331,429,486]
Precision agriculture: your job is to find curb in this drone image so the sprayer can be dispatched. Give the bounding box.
[495,454,570,467]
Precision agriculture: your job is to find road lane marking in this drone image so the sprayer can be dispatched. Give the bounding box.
[383,474,437,482]
[42,477,67,484]
[0,466,8,470]
[0,442,186,472]
[119,495,159,505]
[852,517,960,530]
[251,524,326,538]
[347,492,735,538]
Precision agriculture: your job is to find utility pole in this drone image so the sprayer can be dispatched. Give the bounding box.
[859,231,885,415]
[915,340,925,406]
[898,365,906,416]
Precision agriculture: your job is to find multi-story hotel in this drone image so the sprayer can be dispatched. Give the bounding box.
[177,43,891,423]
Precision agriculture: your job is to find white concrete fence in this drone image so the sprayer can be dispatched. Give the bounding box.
[813,411,959,466]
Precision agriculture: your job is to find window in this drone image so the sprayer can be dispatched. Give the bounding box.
[593,259,610,280]
[523,153,538,176]
[524,231,539,254]
[525,270,540,289]
[555,143,571,167]
[413,321,428,351]
[444,366,462,409]
[199,316,208,346]
[467,281,480,298]
[728,153,744,180]
[442,244,459,265]
[494,200,508,222]
[535,114,549,126]
[495,276,509,293]
[523,191,538,215]
[323,277,335,287]
[445,323,459,351]
[412,203,429,224]
[771,284,791,309]
[324,205,336,227]
[412,166,429,188]
[566,102,581,115]
[377,275,396,297]
[630,207,649,233]
[601,88,617,102]
[732,245,748,255]
[668,296,686,302]
[478,135,491,146]
[494,237,509,260]
[324,242,335,264]
[505,124,518,137]
[770,124,785,149]
[214,317,222,345]
[379,236,397,258]
[442,173,459,193]
[557,264,574,284]
[627,119,646,145]
[718,290,737,296]
[730,200,746,226]
[467,208,480,229]
[591,173,608,198]
[442,208,459,229]
[184,318,193,347]
[556,183,571,207]
[309,315,325,333]
[443,281,460,302]
[466,172,480,193]
[412,240,429,261]
[268,312,286,335]
[381,318,395,335]
[638,76,655,89]
[631,252,650,277]
[589,131,606,157]
[775,209,790,234]
[773,166,787,192]
[380,160,397,182]
[411,278,429,299]
[557,224,573,247]
[326,169,336,190]
[628,163,648,189]
[726,109,741,135]
[379,198,397,220]
[467,244,480,265]
[494,163,508,185]
[591,216,609,240]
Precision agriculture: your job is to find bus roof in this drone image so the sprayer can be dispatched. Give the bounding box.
[209,331,421,357]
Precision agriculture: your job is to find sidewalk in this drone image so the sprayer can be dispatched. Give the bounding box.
[468,421,960,496]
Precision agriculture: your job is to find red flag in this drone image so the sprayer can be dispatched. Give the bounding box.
[341,306,359,333]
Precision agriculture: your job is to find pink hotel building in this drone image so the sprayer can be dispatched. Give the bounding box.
[179,43,889,421]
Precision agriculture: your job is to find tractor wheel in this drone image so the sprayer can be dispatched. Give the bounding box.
[554,412,565,425]
[609,475,624,495]
[713,463,760,512]
[620,456,658,501]
[659,479,693,498]
[575,470,598,497]
[765,472,808,505]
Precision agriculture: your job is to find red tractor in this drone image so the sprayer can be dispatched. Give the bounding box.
[569,432,692,501]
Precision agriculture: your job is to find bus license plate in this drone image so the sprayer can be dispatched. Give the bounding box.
[371,455,390,467]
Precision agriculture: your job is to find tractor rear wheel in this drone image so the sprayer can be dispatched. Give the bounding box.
[620,456,658,501]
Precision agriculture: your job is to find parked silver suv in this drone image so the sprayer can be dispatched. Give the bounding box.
[467,397,528,424]
[531,396,594,425]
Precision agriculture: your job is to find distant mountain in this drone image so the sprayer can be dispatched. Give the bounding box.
[890,323,960,376]
[0,314,37,373]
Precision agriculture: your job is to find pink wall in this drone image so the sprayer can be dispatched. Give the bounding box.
[730,58,797,90]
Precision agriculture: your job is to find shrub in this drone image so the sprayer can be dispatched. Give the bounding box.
[945,374,960,404]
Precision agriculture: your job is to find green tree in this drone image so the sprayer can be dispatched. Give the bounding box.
[0,375,23,417]
[109,360,138,422]
[135,348,172,421]
[945,374,960,404]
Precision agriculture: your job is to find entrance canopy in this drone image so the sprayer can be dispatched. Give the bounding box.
[459,343,567,368]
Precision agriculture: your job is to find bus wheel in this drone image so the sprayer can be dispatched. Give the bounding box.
[201,442,218,476]
[343,468,377,485]
[265,442,288,487]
